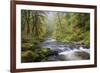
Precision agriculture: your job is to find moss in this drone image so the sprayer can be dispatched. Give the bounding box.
[40,48,50,55]
[21,43,34,51]
[21,51,37,62]
[21,48,51,62]
[35,48,50,61]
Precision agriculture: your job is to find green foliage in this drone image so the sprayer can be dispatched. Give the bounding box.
[21,51,37,62]
[35,48,50,61]
[38,48,50,55]
[82,31,90,47]
[21,10,47,45]
[21,43,33,51]
[21,11,48,51]
[52,12,90,47]
[21,48,50,62]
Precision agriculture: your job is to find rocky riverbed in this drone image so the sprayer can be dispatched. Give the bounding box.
[40,38,90,61]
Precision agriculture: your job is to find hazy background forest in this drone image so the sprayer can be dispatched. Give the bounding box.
[21,10,90,63]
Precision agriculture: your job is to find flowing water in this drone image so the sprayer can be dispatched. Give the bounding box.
[40,38,90,61]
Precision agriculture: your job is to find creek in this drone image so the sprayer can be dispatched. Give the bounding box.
[40,38,90,61]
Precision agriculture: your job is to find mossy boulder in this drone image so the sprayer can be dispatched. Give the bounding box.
[21,48,51,62]
[21,43,34,51]
[35,48,50,62]
[21,51,37,62]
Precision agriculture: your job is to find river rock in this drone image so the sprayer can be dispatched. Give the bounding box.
[47,55,59,61]
[48,50,58,56]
